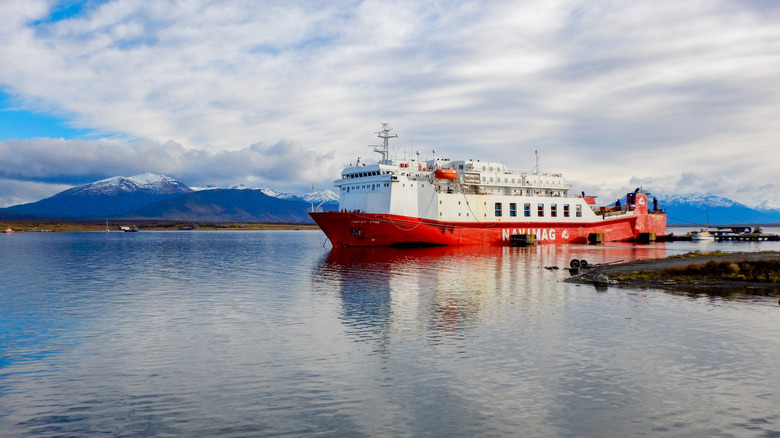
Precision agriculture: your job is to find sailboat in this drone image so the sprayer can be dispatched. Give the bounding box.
[691,205,714,241]
[690,230,714,241]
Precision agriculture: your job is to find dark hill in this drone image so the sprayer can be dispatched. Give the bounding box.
[119,189,319,222]
[1,174,192,219]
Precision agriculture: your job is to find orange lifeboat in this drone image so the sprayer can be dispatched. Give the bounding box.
[434,168,457,181]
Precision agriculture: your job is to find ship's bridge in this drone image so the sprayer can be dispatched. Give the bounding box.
[335,163,398,187]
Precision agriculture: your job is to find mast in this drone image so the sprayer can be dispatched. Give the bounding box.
[534,150,540,175]
[373,123,397,164]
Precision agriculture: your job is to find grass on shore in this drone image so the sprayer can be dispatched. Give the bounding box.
[615,258,780,284]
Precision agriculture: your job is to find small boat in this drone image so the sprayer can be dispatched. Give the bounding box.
[690,230,714,241]
[119,225,140,232]
[434,168,458,181]
[3,227,13,234]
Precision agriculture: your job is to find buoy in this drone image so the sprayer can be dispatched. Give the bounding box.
[570,259,581,268]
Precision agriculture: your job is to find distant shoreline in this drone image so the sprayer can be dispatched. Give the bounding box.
[1,221,320,232]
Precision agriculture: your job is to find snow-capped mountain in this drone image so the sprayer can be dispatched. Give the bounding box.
[655,192,780,225]
[193,185,339,205]
[3,173,192,219]
[259,188,298,200]
[754,200,780,212]
[0,174,339,222]
[191,183,253,191]
[260,189,339,206]
[197,185,338,205]
[655,193,739,208]
[302,190,339,204]
[70,172,192,196]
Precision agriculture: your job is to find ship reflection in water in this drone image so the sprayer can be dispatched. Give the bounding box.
[310,242,780,437]
[315,244,669,344]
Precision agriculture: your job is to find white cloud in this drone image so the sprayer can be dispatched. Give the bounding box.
[0,137,338,206]
[0,0,779,207]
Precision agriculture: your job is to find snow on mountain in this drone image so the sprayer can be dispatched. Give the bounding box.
[259,188,298,200]
[258,188,340,206]
[654,192,780,225]
[191,184,253,191]
[191,185,338,204]
[655,193,739,208]
[75,173,191,196]
[302,190,339,204]
[754,200,780,212]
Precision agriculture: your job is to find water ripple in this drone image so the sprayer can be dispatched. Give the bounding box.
[2,232,780,436]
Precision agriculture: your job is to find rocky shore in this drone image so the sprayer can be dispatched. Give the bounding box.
[566,251,780,295]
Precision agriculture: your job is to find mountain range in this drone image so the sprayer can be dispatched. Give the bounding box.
[1,173,778,225]
[0,173,338,223]
[654,193,780,225]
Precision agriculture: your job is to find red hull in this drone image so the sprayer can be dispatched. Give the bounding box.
[310,211,667,247]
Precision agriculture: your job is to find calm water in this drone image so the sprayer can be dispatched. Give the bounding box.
[1,230,780,437]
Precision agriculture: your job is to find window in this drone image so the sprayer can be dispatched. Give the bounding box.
[495,202,502,217]
[524,203,531,217]
[564,204,570,217]
[551,204,557,217]
[510,203,517,217]
[538,203,545,217]
[576,205,582,217]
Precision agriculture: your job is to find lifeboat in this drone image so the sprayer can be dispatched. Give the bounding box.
[434,168,457,181]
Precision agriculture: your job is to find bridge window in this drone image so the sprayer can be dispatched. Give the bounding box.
[538,203,544,217]
[576,205,582,217]
[551,204,557,217]
[564,204,570,217]
[495,203,502,217]
[509,203,517,217]
[524,203,531,217]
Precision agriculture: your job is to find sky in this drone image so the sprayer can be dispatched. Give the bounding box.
[1,0,779,208]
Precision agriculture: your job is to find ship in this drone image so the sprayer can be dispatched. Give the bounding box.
[309,124,666,247]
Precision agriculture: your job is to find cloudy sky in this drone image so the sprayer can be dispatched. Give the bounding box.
[1,0,779,208]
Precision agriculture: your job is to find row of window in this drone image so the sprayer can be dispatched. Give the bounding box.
[342,183,391,192]
[495,202,583,218]
[343,170,388,179]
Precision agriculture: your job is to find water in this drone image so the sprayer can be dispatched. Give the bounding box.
[2,230,780,437]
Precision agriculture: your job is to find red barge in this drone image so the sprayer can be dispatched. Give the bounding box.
[310,124,666,247]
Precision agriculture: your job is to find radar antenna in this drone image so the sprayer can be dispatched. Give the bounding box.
[373,123,397,164]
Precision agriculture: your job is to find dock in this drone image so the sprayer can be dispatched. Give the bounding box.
[657,227,780,242]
